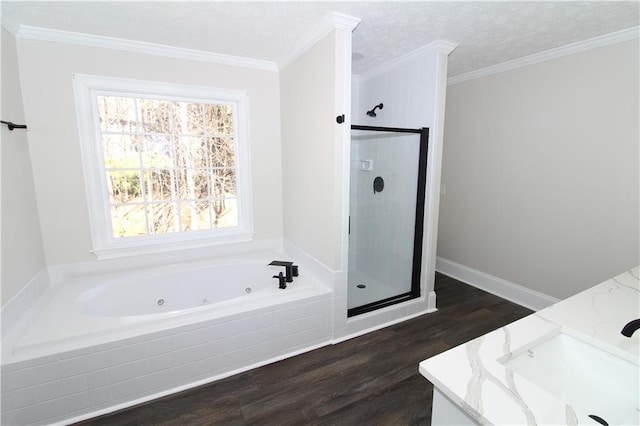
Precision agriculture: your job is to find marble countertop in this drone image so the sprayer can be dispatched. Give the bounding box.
[419,266,640,425]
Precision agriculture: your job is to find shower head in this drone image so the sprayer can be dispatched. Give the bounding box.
[366,103,383,117]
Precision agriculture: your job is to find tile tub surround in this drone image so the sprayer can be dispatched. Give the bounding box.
[419,266,640,425]
[1,293,332,425]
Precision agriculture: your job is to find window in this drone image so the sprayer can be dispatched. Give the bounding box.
[74,75,252,258]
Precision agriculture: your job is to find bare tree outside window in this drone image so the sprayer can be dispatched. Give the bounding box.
[97,95,238,238]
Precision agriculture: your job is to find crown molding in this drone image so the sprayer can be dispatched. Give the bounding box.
[357,39,458,82]
[332,12,363,32]
[14,25,279,72]
[448,25,640,86]
[278,12,361,70]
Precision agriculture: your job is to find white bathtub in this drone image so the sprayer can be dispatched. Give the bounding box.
[1,249,336,425]
[81,262,279,317]
[7,253,330,363]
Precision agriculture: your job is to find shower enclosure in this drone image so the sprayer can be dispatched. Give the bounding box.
[347,125,428,317]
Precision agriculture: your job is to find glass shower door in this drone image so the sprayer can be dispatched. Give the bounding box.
[347,125,428,317]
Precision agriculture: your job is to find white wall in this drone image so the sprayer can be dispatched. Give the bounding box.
[438,40,640,300]
[15,38,283,265]
[1,29,46,305]
[280,31,346,271]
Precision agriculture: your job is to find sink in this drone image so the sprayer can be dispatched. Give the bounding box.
[501,332,639,425]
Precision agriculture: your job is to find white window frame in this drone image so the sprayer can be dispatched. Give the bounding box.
[73,74,253,259]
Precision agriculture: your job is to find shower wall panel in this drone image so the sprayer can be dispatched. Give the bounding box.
[349,134,418,296]
[355,53,435,129]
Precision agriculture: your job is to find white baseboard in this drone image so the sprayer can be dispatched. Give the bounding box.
[435,257,558,311]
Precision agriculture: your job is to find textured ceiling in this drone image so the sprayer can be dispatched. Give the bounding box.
[2,1,639,76]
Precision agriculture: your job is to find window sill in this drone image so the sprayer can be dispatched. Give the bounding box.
[92,232,254,260]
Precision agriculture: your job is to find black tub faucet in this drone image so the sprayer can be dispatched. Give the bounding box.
[621,319,640,337]
[269,260,298,283]
[273,272,287,289]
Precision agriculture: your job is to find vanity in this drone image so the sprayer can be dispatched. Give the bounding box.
[419,266,639,425]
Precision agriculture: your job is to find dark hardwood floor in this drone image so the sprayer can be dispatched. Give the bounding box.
[77,273,532,426]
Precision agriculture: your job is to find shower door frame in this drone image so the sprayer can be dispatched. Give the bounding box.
[347,125,429,317]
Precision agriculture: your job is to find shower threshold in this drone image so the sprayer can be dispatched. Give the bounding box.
[347,270,420,317]
[348,292,418,317]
